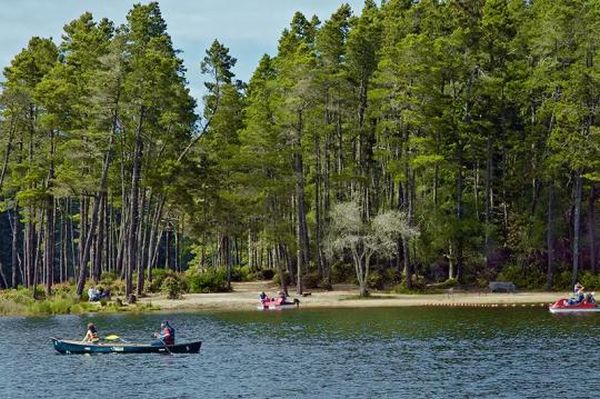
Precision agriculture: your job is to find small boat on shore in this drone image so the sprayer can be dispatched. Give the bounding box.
[51,337,202,354]
[257,298,300,311]
[549,297,600,314]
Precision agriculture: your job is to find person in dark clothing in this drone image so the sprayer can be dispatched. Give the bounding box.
[259,291,269,304]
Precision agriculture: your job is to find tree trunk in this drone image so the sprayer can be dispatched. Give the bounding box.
[456,151,464,282]
[44,198,55,296]
[277,242,288,295]
[92,197,104,283]
[314,132,324,279]
[126,106,145,299]
[546,184,555,290]
[294,111,309,295]
[135,192,145,295]
[484,132,493,268]
[448,242,454,280]
[0,262,8,289]
[146,197,164,282]
[76,123,117,296]
[10,209,20,288]
[589,184,597,273]
[572,172,583,287]
[45,129,55,297]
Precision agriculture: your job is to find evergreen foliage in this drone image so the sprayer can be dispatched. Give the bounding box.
[1,1,600,298]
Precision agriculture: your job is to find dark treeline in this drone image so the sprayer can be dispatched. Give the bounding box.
[1,0,600,298]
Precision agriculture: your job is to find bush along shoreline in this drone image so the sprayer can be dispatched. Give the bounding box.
[0,267,240,316]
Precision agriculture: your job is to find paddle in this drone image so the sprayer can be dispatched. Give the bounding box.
[105,334,129,343]
[157,337,172,355]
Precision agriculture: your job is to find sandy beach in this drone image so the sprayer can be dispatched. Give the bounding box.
[139,281,563,312]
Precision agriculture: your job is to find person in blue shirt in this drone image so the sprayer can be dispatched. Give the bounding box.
[568,283,585,305]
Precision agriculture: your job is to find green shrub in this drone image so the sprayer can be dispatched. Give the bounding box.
[107,278,126,295]
[253,269,275,280]
[231,265,252,282]
[580,271,600,291]
[26,296,79,315]
[161,276,183,299]
[303,272,321,289]
[52,282,76,297]
[330,262,356,284]
[186,268,229,293]
[367,271,384,290]
[148,269,179,293]
[99,272,124,295]
[393,283,420,294]
[0,287,36,305]
[437,278,458,289]
[320,278,333,291]
[553,270,572,291]
[272,271,292,286]
[383,268,401,285]
[100,272,118,284]
[393,274,427,293]
[0,298,27,315]
[497,264,545,290]
[475,277,489,289]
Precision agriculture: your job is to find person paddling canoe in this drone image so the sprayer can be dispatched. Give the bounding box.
[154,321,175,345]
[82,323,100,343]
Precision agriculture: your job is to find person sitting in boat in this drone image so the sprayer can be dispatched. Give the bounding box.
[259,291,270,304]
[568,284,585,305]
[276,291,289,305]
[154,321,175,345]
[82,323,100,343]
[586,292,597,304]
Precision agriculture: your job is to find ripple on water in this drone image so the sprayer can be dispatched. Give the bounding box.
[1,307,600,398]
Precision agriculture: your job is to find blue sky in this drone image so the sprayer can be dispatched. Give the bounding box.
[1,0,366,104]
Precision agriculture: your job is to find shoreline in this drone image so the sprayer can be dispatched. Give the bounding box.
[0,281,568,317]
[139,281,564,312]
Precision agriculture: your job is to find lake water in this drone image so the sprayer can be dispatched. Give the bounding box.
[0,306,599,398]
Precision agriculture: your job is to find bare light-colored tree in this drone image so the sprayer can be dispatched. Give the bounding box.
[327,200,418,296]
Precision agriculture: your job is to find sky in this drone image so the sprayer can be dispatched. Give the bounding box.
[0,0,366,105]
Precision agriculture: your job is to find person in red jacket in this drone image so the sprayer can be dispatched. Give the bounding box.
[154,321,175,345]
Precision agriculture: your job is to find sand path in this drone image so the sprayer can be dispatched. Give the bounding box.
[139,281,565,312]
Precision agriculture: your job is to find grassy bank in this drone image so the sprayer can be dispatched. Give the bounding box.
[0,288,156,317]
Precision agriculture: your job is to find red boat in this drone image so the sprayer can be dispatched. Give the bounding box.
[257,297,300,311]
[549,295,600,313]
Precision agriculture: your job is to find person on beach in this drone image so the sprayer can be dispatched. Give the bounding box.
[154,321,175,345]
[82,323,100,343]
[88,286,100,302]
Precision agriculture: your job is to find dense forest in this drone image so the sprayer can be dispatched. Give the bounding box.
[1,0,600,299]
